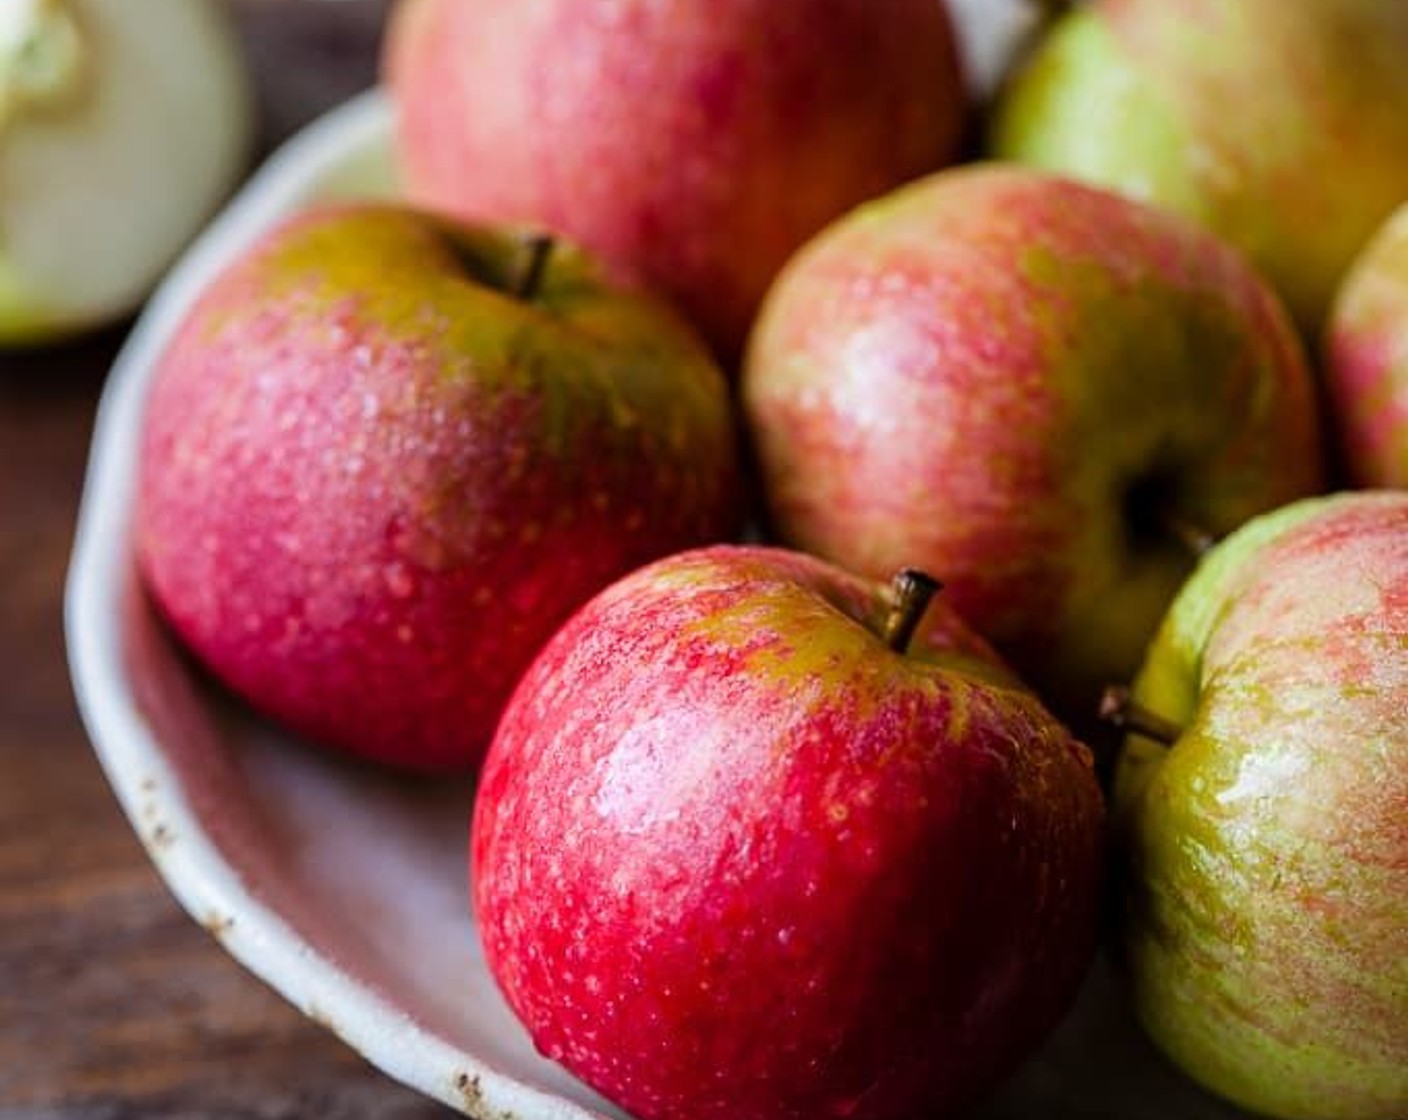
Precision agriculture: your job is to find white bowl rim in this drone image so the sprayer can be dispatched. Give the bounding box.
[63,87,606,1120]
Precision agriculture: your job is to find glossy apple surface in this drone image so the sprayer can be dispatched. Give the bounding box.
[1113,491,1408,1120]
[473,544,1105,1120]
[1324,202,1408,488]
[743,164,1323,733]
[384,0,966,364]
[990,0,1408,333]
[136,204,740,772]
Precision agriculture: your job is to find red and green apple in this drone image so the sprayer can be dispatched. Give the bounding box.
[1106,490,1408,1120]
[384,0,967,364]
[136,203,740,772]
[1324,202,1408,488]
[742,164,1324,734]
[473,544,1105,1120]
[990,0,1408,333]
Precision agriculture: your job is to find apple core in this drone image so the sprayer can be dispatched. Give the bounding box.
[0,0,87,132]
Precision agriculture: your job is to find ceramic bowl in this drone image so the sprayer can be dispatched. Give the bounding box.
[66,76,1255,1120]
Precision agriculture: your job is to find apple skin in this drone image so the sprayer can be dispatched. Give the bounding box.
[1324,202,1408,488]
[472,544,1105,1120]
[989,0,1408,334]
[1113,492,1408,1120]
[136,203,741,772]
[742,164,1324,735]
[384,0,966,365]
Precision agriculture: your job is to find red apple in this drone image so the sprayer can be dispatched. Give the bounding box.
[136,203,740,772]
[472,544,1105,1120]
[384,0,966,365]
[1324,201,1408,488]
[743,164,1324,733]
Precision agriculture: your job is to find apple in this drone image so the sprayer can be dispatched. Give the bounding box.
[1104,491,1408,1120]
[472,544,1106,1120]
[384,0,966,365]
[742,164,1324,735]
[989,0,1408,334]
[1324,202,1408,488]
[1,0,252,347]
[136,203,741,772]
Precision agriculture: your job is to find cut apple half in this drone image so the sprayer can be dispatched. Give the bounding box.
[0,0,253,346]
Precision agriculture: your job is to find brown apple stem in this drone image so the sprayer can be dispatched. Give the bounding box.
[1161,511,1218,559]
[1098,685,1182,747]
[883,569,943,654]
[1026,0,1076,19]
[508,232,555,302]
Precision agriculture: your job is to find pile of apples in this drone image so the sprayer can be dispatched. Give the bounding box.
[132,2,1407,1120]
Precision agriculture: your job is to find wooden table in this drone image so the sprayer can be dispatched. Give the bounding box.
[0,5,452,1115]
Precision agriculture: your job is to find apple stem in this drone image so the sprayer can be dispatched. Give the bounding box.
[508,232,555,302]
[883,569,943,654]
[1162,511,1218,559]
[1098,685,1182,747]
[1026,0,1075,19]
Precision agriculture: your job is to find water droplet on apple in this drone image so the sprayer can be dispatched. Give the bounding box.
[384,514,451,571]
[384,561,416,600]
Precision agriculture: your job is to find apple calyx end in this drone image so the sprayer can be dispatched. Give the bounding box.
[882,568,943,654]
[1098,685,1181,747]
[0,0,87,133]
[508,232,556,302]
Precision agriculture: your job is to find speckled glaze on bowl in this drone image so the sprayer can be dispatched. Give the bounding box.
[66,75,1258,1120]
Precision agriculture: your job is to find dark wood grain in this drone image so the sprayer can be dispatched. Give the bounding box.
[0,6,451,1117]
